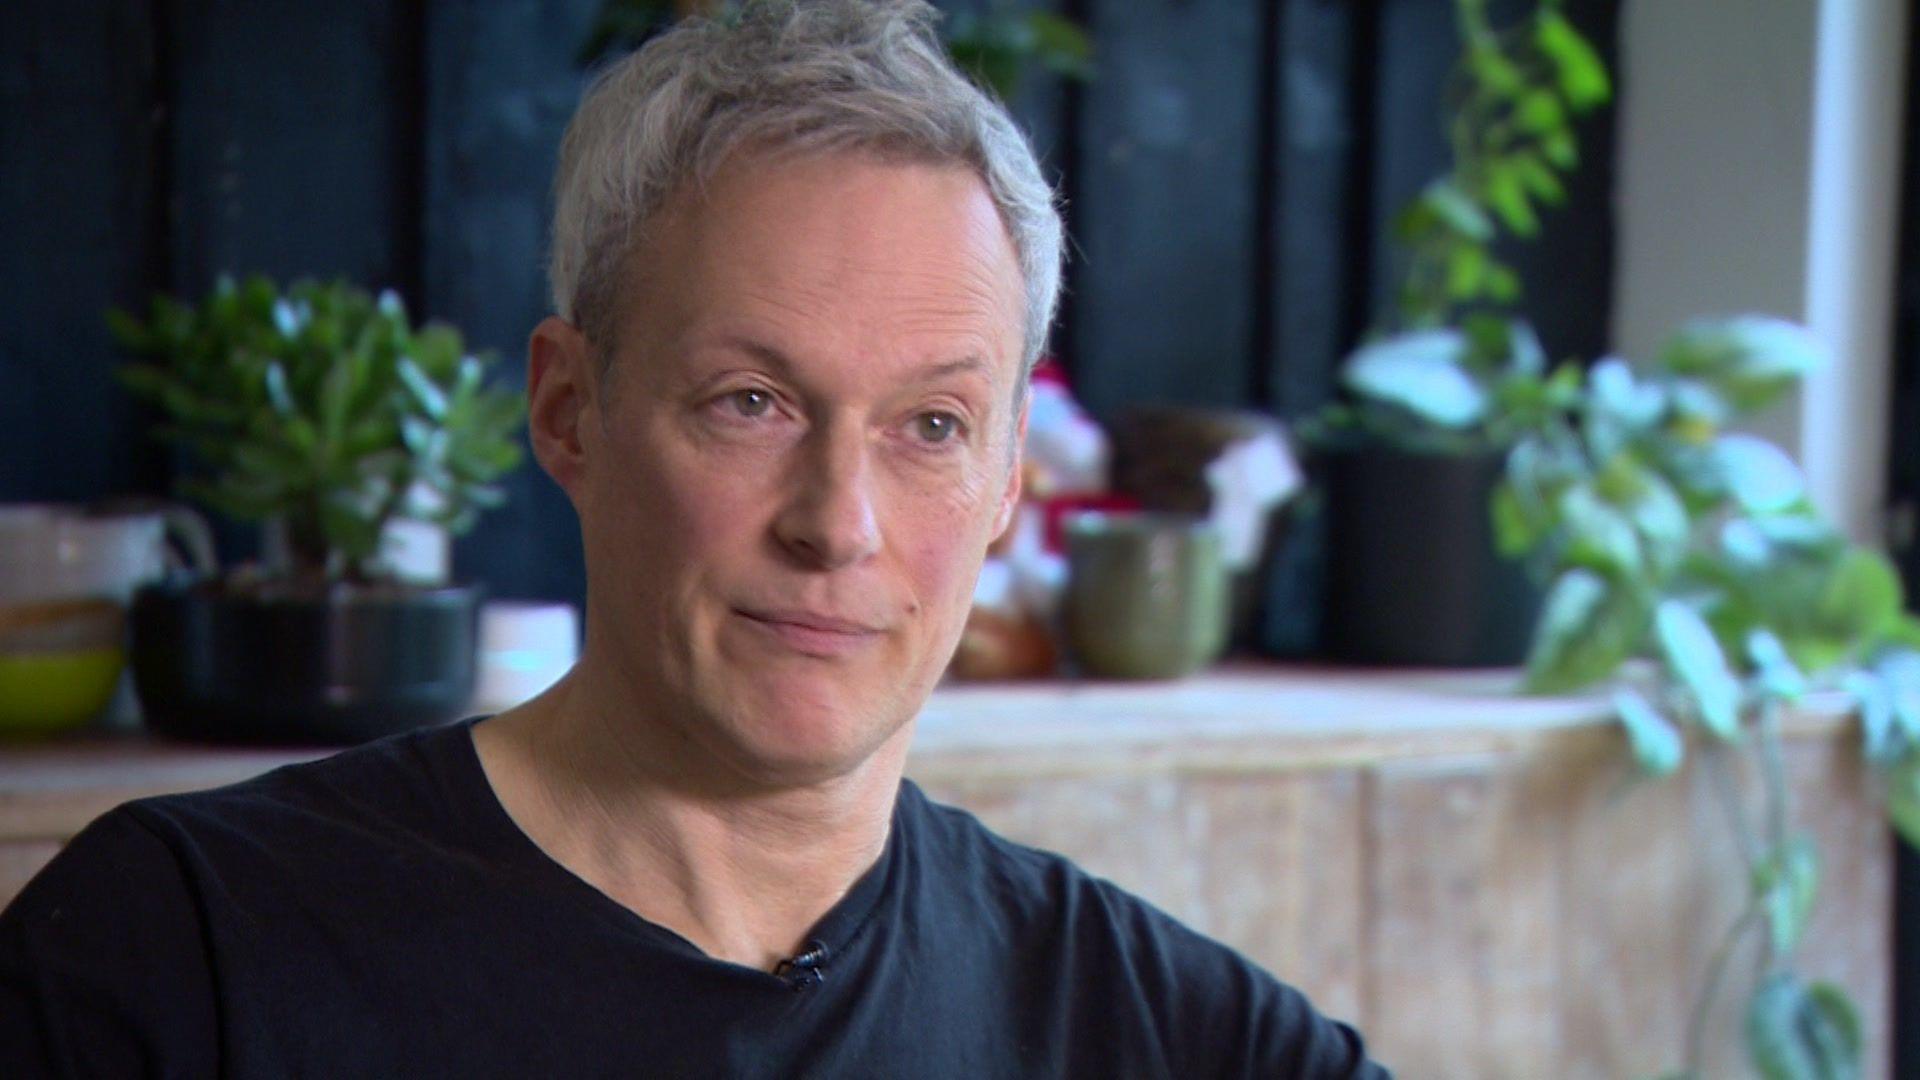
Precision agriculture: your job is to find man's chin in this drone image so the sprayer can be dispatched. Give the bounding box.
[693,689,914,791]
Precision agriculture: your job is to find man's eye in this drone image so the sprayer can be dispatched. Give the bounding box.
[913,411,962,444]
[723,389,775,418]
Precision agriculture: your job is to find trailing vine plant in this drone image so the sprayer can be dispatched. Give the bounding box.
[1497,317,1916,1079]
[1330,2,1917,1076]
[1310,0,1608,455]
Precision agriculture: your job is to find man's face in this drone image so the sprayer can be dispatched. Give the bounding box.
[535,149,1028,787]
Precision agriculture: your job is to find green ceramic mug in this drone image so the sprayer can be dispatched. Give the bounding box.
[1062,512,1230,679]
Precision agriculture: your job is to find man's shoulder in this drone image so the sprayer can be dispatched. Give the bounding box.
[121,717,479,836]
[895,782,1389,1076]
[897,780,1249,965]
[68,718,490,902]
[896,779,1109,914]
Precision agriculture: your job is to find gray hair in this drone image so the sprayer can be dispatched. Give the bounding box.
[547,0,1065,377]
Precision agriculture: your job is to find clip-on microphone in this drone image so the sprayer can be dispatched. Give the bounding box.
[774,939,830,990]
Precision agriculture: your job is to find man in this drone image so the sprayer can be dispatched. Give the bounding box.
[2,2,1388,1075]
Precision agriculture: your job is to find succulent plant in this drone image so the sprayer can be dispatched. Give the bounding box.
[110,275,525,586]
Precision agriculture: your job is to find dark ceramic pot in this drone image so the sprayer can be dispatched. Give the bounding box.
[129,579,481,745]
[1318,444,1539,667]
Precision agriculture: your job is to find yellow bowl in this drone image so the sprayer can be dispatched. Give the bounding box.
[0,600,126,738]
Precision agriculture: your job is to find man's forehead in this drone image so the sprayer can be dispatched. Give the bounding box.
[615,149,1026,365]
[680,149,1009,259]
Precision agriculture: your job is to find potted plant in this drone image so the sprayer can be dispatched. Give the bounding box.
[108,275,525,744]
[1489,313,1920,1078]
[1307,0,1609,665]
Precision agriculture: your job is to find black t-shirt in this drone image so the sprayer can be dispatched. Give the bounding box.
[1,717,1390,1078]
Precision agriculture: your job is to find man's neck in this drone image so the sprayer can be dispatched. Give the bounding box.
[471,665,907,971]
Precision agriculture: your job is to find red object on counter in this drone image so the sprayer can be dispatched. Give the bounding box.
[1036,494,1142,554]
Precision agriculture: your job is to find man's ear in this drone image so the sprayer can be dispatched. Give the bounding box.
[527,315,595,500]
[990,395,1030,541]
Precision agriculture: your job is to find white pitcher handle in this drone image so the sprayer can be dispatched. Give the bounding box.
[158,504,219,578]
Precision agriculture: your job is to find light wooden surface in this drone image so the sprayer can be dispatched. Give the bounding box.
[0,665,1892,1078]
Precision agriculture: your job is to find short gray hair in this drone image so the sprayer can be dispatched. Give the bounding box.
[547,0,1065,376]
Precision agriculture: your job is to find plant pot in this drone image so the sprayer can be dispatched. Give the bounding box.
[1318,443,1538,667]
[129,579,482,745]
[1105,407,1303,654]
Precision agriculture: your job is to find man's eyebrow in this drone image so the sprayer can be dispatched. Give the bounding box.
[913,355,992,381]
[709,334,793,371]
[708,335,993,383]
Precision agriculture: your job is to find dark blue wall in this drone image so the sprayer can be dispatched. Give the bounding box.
[0,0,1618,629]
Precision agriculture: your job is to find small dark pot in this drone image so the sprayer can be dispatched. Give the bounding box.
[129,580,482,745]
[1318,444,1538,667]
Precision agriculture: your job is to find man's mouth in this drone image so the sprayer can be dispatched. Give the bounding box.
[736,608,886,657]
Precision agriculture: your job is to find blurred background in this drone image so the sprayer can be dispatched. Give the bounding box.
[0,0,1628,626]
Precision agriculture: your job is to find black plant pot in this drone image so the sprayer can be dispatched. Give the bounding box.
[129,580,482,745]
[1318,444,1539,667]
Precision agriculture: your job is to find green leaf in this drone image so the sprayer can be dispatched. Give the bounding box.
[397,357,449,421]
[1022,11,1095,80]
[1879,615,1920,653]
[278,415,319,456]
[1814,549,1904,648]
[1590,356,1666,427]
[1467,44,1525,98]
[1446,245,1490,300]
[1745,973,1861,1080]
[1752,837,1820,956]
[1873,650,1920,742]
[1525,569,1645,692]
[1511,151,1567,205]
[1514,90,1567,136]
[1614,688,1684,776]
[1659,317,1829,412]
[1507,322,1547,377]
[272,298,307,339]
[1341,330,1487,428]
[1536,11,1613,110]
[1749,629,1809,702]
[1541,130,1579,168]
[1557,482,1643,577]
[1655,599,1742,739]
[1501,438,1563,553]
[1486,265,1521,303]
[1483,162,1540,236]
[230,440,307,480]
[1491,481,1537,557]
[1713,526,1789,597]
[1845,670,1900,764]
[1422,180,1495,242]
[1460,313,1514,368]
[1669,379,1732,436]
[1626,471,1690,575]
[264,362,296,418]
[1714,435,1805,514]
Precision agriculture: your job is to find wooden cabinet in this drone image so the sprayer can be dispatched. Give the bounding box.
[1,667,1890,1077]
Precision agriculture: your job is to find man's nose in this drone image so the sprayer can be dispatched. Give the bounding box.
[773,423,883,570]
